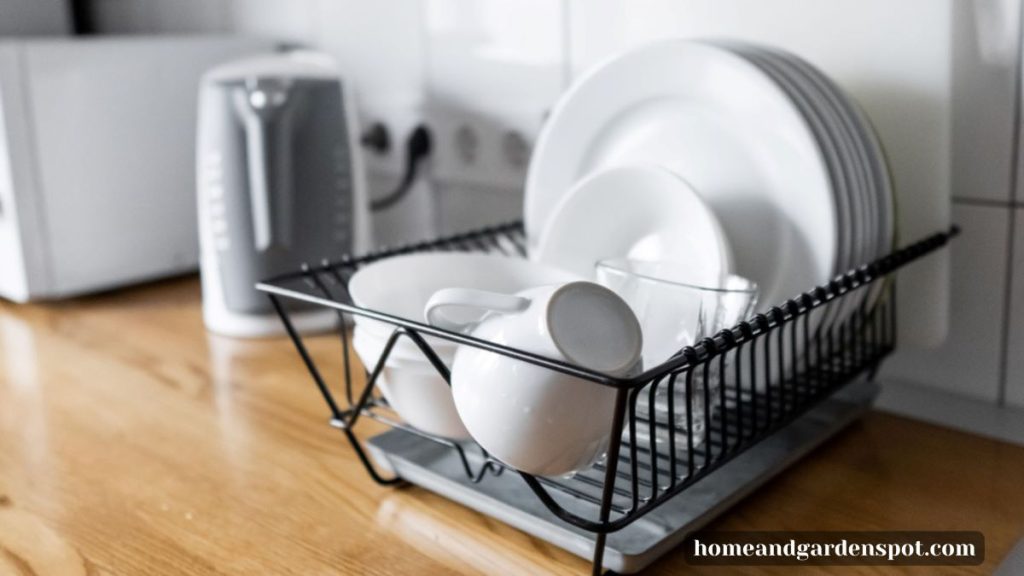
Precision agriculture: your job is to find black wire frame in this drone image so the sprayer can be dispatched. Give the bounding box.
[258,221,958,575]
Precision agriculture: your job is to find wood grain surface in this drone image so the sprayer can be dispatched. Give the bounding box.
[0,277,1022,575]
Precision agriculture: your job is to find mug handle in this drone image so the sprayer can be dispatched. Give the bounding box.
[424,288,530,332]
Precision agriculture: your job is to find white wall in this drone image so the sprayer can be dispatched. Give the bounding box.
[86,0,1024,421]
[879,0,1024,411]
[86,0,551,245]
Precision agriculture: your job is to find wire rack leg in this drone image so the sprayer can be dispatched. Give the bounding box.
[592,534,608,576]
[339,427,405,486]
[591,388,629,575]
[269,294,403,485]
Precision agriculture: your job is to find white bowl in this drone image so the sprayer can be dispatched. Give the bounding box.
[352,326,466,439]
[347,253,579,440]
[353,325,456,366]
[349,252,581,338]
[353,324,457,365]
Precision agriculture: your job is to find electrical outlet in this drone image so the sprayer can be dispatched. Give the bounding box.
[423,0,568,191]
[425,105,545,190]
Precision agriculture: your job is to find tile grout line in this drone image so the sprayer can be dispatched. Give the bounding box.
[952,196,1024,209]
[1002,208,1019,407]
[996,0,1024,407]
[561,0,573,89]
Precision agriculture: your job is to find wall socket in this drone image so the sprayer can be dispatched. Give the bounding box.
[423,0,567,193]
[425,104,545,191]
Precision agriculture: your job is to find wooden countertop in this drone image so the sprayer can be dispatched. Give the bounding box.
[1,277,1022,575]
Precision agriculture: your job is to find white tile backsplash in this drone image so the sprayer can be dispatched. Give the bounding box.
[227,0,317,41]
[1006,208,1024,408]
[309,0,431,243]
[950,0,1021,203]
[90,0,157,34]
[424,0,567,190]
[424,0,566,112]
[436,181,523,236]
[152,0,230,33]
[312,0,425,114]
[89,0,230,34]
[882,203,1011,402]
[311,0,427,179]
[369,175,437,248]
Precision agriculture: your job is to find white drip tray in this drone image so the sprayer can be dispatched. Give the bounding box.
[367,379,879,573]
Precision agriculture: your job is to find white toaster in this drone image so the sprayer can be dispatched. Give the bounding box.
[0,36,279,302]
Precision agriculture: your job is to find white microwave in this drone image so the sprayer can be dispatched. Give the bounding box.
[0,36,279,302]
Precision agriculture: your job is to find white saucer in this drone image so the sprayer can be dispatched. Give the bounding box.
[534,164,732,285]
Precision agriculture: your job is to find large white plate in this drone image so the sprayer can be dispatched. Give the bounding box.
[775,48,894,260]
[720,44,854,274]
[534,164,732,284]
[773,48,895,314]
[725,44,858,334]
[746,46,876,325]
[769,51,875,332]
[526,40,838,311]
[768,51,877,265]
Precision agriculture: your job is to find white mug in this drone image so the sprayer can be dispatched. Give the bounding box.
[425,281,642,476]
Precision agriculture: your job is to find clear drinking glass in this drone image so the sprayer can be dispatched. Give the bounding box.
[595,258,758,451]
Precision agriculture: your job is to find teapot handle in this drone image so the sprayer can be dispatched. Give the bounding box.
[424,288,530,333]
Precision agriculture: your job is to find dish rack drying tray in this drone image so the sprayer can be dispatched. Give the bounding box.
[257,222,957,575]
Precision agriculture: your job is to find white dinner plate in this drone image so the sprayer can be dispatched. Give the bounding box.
[721,44,853,274]
[778,52,874,331]
[772,48,895,315]
[534,164,732,285]
[709,43,857,380]
[747,45,875,329]
[768,49,877,265]
[778,48,894,260]
[724,44,857,334]
[526,40,838,312]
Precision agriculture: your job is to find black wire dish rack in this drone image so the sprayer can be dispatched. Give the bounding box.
[257,221,957,575]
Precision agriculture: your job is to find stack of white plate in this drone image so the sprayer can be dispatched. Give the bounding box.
[526,39,895,332]
[719,41,895,324]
